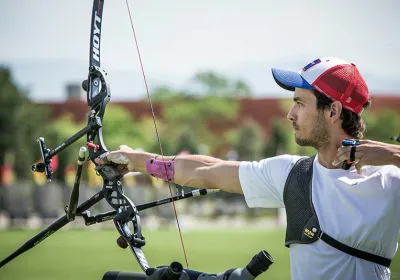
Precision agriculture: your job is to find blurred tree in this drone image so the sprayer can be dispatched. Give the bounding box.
[363,110,399,143]
[160,96,239,157]
[102,104,152,151]
[232,80,252,97]
[193,71,228,95]
[0,67,49,180]
[0,67,24,181]
[149,86,185,102]
[263,119,288,157]
[233,120,264,161]
[42,114,86,183]
[175,129,199,154]
[148,70,252,100]
[134,71,251,157]
[192,71,252,97]
[13,103,50,180]
[135,116,177,155]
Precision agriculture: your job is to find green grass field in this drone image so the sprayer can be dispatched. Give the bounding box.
[0,228,399,280]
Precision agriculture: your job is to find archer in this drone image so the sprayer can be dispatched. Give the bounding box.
[96,57,400,280]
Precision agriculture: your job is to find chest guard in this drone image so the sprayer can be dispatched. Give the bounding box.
[282,155,391,267]
[283,156,320,246]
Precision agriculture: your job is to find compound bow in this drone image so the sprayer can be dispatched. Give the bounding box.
[0,0,219,274]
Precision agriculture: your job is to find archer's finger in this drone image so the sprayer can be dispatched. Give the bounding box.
[337,145,351,154]
[333,148,364,167]
[95,151,129,164]
[357,139,374,145]
[94,152,111,165]
[118,144,131,151]
[114,165,130,176]
[332,149,351,166]
[120,168,130,176]
[355,160,364,175]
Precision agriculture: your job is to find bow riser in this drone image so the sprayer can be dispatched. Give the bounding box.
[85,0,152,272]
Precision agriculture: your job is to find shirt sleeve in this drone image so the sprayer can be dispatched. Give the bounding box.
[239,154,302,208]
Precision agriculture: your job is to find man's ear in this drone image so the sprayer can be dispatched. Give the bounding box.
[329,101,342,122]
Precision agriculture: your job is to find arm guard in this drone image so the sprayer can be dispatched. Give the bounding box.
[145,157,175,182]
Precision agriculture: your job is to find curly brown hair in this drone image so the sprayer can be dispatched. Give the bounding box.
[312,90,371,139]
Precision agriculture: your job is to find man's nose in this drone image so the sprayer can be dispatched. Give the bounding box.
[287,107,295,121]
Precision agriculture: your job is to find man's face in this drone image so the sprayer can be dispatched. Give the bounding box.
[287,88,330,149]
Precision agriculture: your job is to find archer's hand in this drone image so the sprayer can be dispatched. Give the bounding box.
[332,139,400,174]
[94,145,137,175]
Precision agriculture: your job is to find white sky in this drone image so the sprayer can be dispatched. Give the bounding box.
[0,0,399,100]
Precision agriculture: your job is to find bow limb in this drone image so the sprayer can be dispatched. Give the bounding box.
[124,0,190,269]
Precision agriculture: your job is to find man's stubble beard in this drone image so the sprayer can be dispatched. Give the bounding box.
[295,112,331,150]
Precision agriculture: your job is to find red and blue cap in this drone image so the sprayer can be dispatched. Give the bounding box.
[271,57,370,114]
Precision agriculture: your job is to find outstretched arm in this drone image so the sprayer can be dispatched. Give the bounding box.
[95,145,243,194]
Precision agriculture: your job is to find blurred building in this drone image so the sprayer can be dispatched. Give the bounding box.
[65,83,85,101]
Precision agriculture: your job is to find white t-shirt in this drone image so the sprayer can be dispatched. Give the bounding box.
[239,154,400,280]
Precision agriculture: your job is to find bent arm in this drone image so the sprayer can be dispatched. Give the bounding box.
[132,152,243,194]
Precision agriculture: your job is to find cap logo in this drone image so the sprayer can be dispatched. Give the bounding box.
[302,58,321,72]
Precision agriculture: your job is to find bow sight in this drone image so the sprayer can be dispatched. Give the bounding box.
[0,0,274,278]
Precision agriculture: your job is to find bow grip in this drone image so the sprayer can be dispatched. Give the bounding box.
[95,164,120,181]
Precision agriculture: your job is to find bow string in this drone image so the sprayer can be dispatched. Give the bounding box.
[124,0,190,269]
